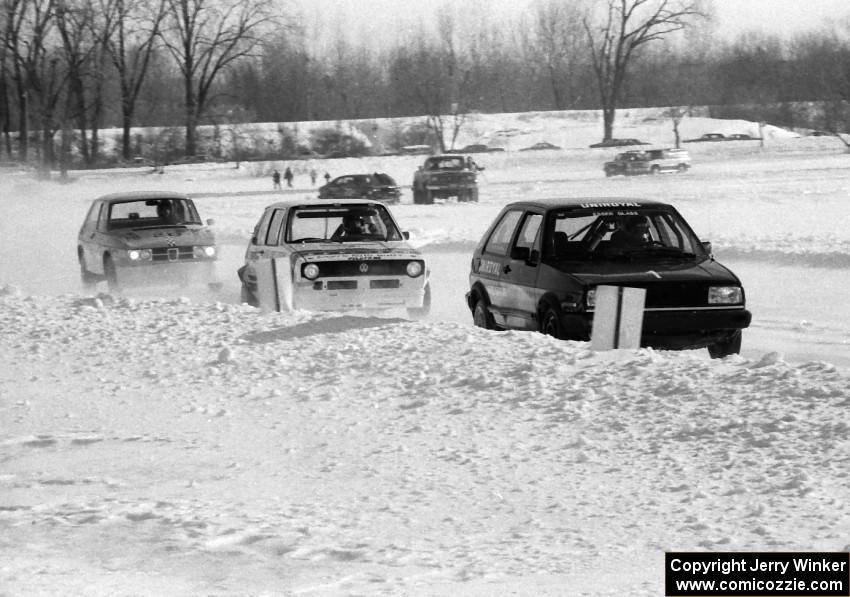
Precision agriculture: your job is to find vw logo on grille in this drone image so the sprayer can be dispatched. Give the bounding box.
[358,262,369,273]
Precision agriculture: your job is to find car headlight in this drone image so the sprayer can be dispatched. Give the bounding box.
[708,286,743,305]
[406,261,424,277]
[585,287,596,309]
[193,245,216,259]
[303,263,320,280]
[128,249,152,261]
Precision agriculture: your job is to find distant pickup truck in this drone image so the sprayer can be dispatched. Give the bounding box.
[604,148,691,177]
[412,154,480,204]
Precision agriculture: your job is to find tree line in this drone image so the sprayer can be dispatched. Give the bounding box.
[3,0,850,170]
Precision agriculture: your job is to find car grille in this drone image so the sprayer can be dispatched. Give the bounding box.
[641,282,710,308]
[370,279,400,289]
[308,260,421,277]
[326,280,357,290]
[151,246,195,262]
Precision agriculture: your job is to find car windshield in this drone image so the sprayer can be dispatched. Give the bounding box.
[286,204,403,243]
[544,207,706,262]
[426,157,465,170]
[107,198,200,229]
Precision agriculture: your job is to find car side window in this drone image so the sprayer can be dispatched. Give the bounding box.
[265,209,287,245]
[483,210,522,256]
[513,213,542,253]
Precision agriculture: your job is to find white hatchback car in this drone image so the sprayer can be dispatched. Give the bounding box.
[238,199,430,316]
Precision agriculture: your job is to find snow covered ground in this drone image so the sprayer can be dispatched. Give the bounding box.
[1,111,850,596]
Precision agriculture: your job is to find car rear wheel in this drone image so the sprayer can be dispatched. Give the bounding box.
[650,165,660,175]
[707,330,742,359]
[540,303,564,339]
[472,295,496,330]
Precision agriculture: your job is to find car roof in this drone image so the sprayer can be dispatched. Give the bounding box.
[502,197,672,210]
[262,198,387,210]
[95,190,190,204]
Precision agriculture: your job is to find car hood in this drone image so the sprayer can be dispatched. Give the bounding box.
[113,226,216,248]
[555,257,740,286]
[291,241,422,261]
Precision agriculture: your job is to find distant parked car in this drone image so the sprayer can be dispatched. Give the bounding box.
[77,191,219,293]
[238,199,429,317]
[318,173,401,204]
[726,133,759,140]
[519,141,562,151]
[589,138,648,148]
[683,133,727,143]
[450,144,505,153]
[466,197,751,358]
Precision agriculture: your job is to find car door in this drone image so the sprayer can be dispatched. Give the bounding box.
[472,209,523,328]
[500,211,544,330]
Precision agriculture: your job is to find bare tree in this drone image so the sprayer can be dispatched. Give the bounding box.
[527,0,588,110]
[98,0,166,160]
[583,0,707,142]
[54,0,101,165]
[159,0,276,157]
[7,0,69,168]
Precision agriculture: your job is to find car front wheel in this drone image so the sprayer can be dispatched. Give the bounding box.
[103,255,120,293]
[472,295,496,330]
[78,250,98,291]
[539,303,564,339]
[407,283,431,319]
[707,330,742,359]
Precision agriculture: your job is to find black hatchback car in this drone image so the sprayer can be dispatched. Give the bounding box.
[466,198,751,358]
[318,172,401,204]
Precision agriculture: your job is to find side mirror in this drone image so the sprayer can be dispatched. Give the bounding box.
[250,235,257,245]
[701,241,713,257]
[510,246,530,261]
[402,231,410,240]
[206,218,215,226]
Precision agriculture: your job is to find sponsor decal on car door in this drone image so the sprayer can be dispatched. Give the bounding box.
[473,209,523,327]
[501,213,543,330]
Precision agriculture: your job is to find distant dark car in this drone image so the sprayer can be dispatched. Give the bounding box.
[604,148,691,176]
[318,173,401,204]
[466,197,751,358]
[726,133,759,140]
[451,144,505,153]
[519,141,562,151]
[77,191,219,293]
[589,138,648,148]
[683,133,727,143]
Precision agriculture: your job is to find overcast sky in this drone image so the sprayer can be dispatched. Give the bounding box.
[292,0,849,50]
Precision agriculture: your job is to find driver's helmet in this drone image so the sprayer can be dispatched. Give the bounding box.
[623,215,651,242]
[343,212,369,233]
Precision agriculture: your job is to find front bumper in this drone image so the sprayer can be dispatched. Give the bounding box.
[114,259,219,288]
[292,277,427,311]
[562,307,752,349]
